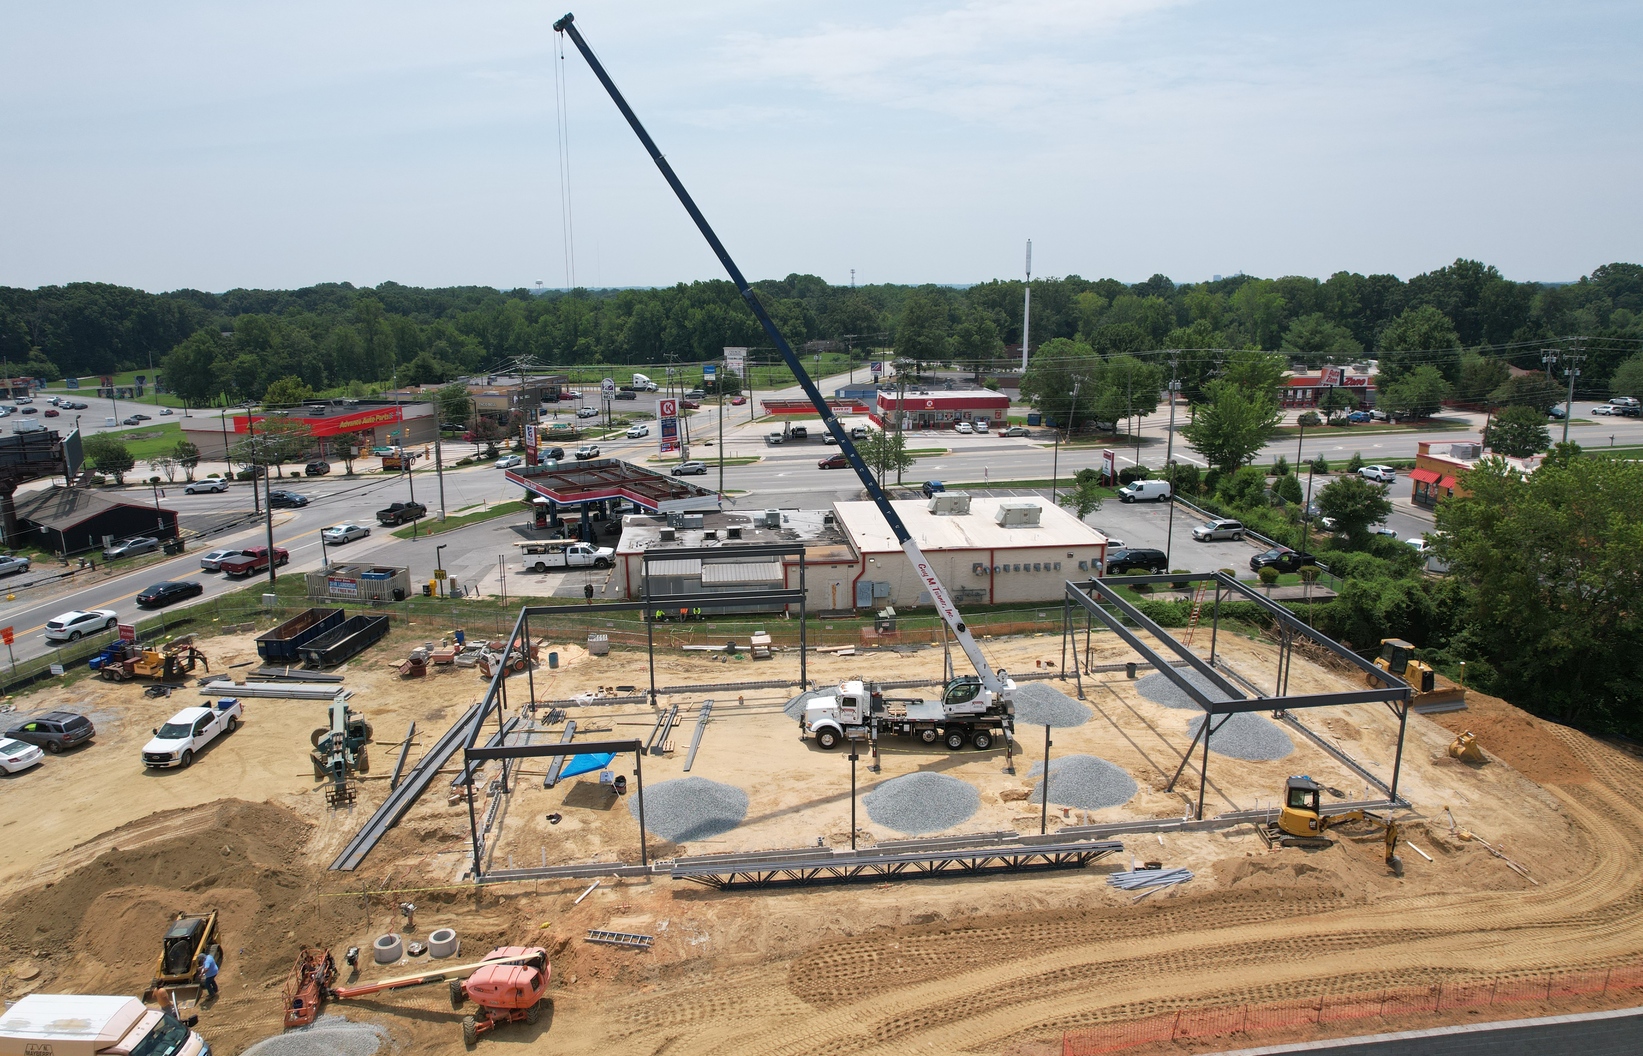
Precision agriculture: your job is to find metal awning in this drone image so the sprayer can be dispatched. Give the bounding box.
[1437,475,1458,490]
[701,561,784,585]
[1408,468,1441,485]
[647,559,702,578]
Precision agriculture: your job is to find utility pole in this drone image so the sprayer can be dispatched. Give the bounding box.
[1020,240,1032,372]
[243,405,260,515]
[1562,343,1584,446]
[1542,348,1558,378]
[1050,379,1079,504]
[1162,367,1181,569]
[716,370,726,498]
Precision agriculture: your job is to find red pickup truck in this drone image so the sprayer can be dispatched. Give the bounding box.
[221,545,290,577]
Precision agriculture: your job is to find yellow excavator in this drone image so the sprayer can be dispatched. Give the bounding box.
[1365,638,1464,710]
[1261,776,1402,870]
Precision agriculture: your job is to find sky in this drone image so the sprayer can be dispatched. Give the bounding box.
[2,1,1639,293]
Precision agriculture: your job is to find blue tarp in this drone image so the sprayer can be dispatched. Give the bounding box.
[559,753,615,780]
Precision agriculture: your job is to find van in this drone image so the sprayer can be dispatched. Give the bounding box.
[1117,479,1172,503]
[0,993,208,1056]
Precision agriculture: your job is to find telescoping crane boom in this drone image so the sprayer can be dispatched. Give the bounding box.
[552,12,1012,713]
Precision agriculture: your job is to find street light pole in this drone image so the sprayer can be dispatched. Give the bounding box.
[1050,379,1079,504]
[243,405,260,515]
[1163,376,1181,569]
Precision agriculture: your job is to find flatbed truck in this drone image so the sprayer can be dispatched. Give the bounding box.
[803,677,1012,751]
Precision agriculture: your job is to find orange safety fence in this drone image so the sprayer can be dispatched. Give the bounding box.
[1063,964,1643,1056]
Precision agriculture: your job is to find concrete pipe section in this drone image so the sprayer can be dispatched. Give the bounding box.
[428,928,459,959]
[372,933,403,964]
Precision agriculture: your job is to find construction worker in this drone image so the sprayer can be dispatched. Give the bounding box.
[199,950,220,1000]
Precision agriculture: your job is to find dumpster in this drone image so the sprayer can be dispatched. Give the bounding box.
[298,614,391,668]
[257,608,346,663]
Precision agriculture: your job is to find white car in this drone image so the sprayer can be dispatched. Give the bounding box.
[322,523,371,544]
[626,424,650,439]
[494,455,524,469]
[159,407,173,415]
[576,407,599,419]
[198,549,242,572]
[1373,525,1399,538]
[0,554,30,576]
[1359,465,1397,483]
[185,478,228,494]
[0,737,44,774]
[44,608,118,642]
[954,421,973,434]
[974,418,990,432]
[1591,404,1616,416]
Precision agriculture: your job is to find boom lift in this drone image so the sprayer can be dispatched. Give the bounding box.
[552,13,1015,740]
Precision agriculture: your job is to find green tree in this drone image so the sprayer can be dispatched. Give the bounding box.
[1435,453,1643,732]
[1483,405,1551,458]
[1057,467,1106,521]
[403,351,452,386]
[1273,473,1304,504]
[84,434,135,484]
[1315,473,1393,548]
[334,430,372,474]
[172,440,200,482]
[436,383,473,425]
[1454,352,1511,405]
[1181,379,1283,474]
[261,374,313,408]
[1610,353,1643,398]
[162,329,231,406]
[1218,465,1269,508]
[857,428,917,486]
[1019,337,1099,428]
[1317,387,1361,422]
[894,291,950,374]
[1488,372,1563,413]
[947,308,1004,373]
[1280,313,1363,364]
[1376,305,1461,383]
[1380,365,1453,419]
[1220,349,1289,402]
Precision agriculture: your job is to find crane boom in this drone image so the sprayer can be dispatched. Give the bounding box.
[552,12,1008,698]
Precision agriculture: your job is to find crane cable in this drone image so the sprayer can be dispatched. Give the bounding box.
[553,28,577,292]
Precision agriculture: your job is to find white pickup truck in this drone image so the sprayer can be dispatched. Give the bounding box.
[142,700,243,769]
[516,541,615,572]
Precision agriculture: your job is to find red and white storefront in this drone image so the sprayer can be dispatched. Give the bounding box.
[1281,368,1377,409]
[872,390,1011,429]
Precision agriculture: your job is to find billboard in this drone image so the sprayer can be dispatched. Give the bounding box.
[724,346,748,377]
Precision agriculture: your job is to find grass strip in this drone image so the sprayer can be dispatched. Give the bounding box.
[391,500,527,539]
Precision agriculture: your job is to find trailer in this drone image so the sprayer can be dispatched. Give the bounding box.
[298,615,391,669]
[256,608,345,663]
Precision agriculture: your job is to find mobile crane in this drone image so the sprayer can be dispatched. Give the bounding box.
[552,13,1016,752]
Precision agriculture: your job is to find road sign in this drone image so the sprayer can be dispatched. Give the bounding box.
[433,569,448,580]
[0,626,12,646]
[870,360,884,376]
[601,378,617,399]
[659,398,677,418]
[118,623,136,643]
[703,364,716,380]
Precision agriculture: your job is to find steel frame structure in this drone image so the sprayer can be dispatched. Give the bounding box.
[1060,572,1412,819]
[670,839,1124,889]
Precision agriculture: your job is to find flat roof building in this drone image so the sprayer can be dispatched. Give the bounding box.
[873,389,1011,430]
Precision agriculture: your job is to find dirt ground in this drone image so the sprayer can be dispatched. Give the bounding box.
[1,617,1639,1056]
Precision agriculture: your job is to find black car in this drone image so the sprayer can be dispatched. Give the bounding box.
[542,446,565,460]
[1249,547,1318,574]
[5,710,95,753]
[1105,547,1167,575]
[267,490,309,508]
[614,390,638,400]
[136,580,206,608]
[304,461,331,476]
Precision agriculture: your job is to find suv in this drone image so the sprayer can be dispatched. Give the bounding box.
[1359,465,1397,484]
[625,424,650,439]
[45,608,118,642]
[1105,548,1167,575]
[304,460,331,476]
[185,478,228,494]
[921,480,945,499]
[1191,518,1244,542]
[575,445,601,460]
[5,710,95,754]
[1250,547,1318,574]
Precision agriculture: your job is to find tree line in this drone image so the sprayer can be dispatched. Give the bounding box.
[0,260,1639,407]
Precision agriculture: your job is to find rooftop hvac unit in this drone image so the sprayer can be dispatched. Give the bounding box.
[659,527,676,542]
[1449,442,1482,460]
[727,527,742,540]
[682,514,705,529]
[666,511,684,527]
[995,502,1042,527]
[763,509,781,529]
[928,492,972,515]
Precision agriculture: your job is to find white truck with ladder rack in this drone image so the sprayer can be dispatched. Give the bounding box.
[554,10,1015,756]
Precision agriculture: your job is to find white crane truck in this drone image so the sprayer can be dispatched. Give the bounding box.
[554,11,1016,755]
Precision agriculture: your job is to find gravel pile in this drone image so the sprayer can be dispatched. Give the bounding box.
[1010,682,1092,728]
[1187,712,1294,761]
[864,772,980,835]
[1136,668,1236,710]
[1027,753,1137,809]
[244,1017,387,1056]
[631,777,748,843]
[783,686,836,719]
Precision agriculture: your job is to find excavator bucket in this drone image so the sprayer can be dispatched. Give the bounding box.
[1449,730,1485,764]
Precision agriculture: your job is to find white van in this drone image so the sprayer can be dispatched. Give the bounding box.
[0,993,208,1056]
[1117,479,1172,503]
[516,540,614,572]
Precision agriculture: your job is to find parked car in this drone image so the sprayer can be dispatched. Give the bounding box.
[199,548,241,571]
[1373,525,1400,538]
[305,460,331,476]
[322,523,371,544]
[1547,405,1567,419]
[131,413,152,421]
[44,608,118,642]
[1117,480,1172,503]
[575,445,601,460]
[142,701,241,769]
[42,408,58,417]
[790,426,809,440]
[136,580,205,608]
[1105,547,1167,575]
[159,407,173,415]
[0,554,30,576]
[542,446,565,460]
[974,418,990,432]
[221,545,289,577]
[764,431,785,445]
[614,390,638,401]
[1359,465,1397,484]
[818,453,849,469]
[954,421,973,434]
[921,480,946,498]
[1611,396,1641,408]
[19,407,37,415]
[685,388,705,399]
[577,407,600,418]
[850,425,869,440]
[625,424,650,439]
[4,710,95,753]
[1346,411,1372,423]
[103,536,160,560]
[14,396,31,404]
[185,477,228,494]
[822,432,839,444]
[267,490,309,508]
[671,461,708,476]
[1191,518,1245,542]
[1250,547,1318,574]
[495,454,525,469]
[1002,425,1030,437]
[1592,404,1617,416]
[65,400,88,410]
[122,416,142,425]
[0,737,44,773]
[730,395,747,405]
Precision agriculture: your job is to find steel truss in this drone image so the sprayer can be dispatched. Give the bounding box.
[670,839,1124,889]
